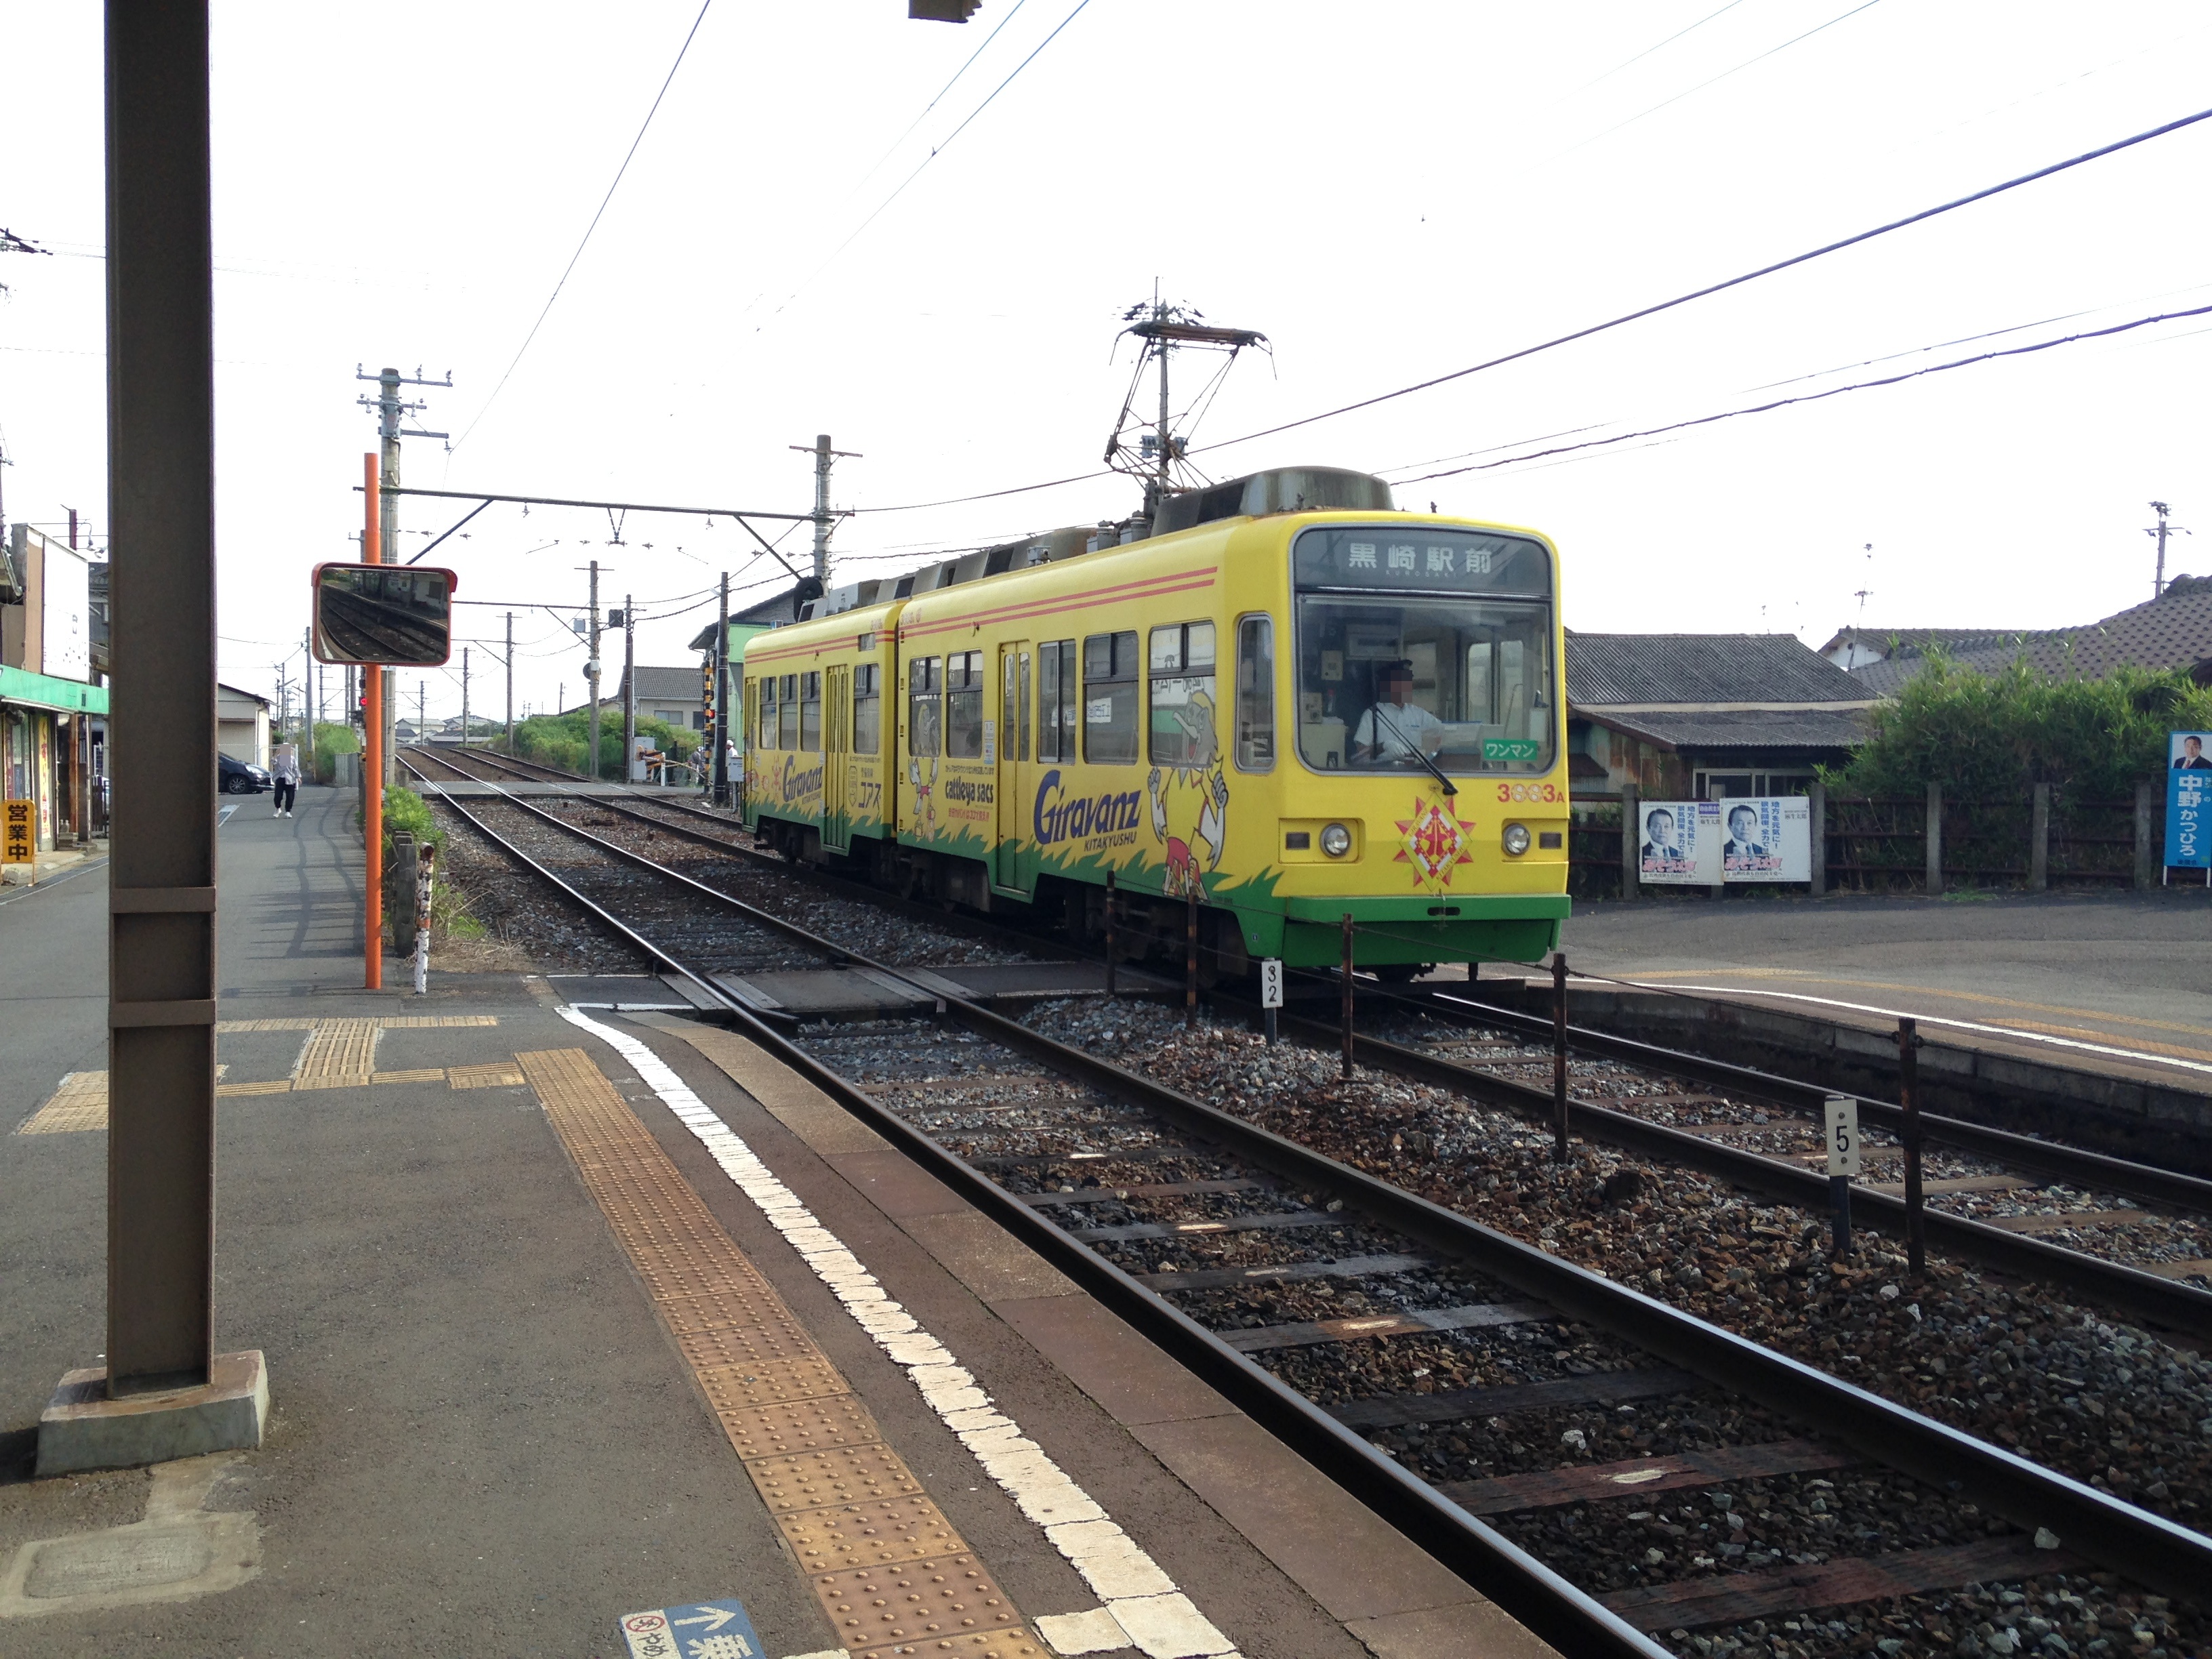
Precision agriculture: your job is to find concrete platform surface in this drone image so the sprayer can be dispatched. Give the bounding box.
[1469,888,2212,1090]
[1,781,1544,1658]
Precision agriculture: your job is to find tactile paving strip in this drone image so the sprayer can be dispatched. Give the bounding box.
[516,1046,1042,1652]
[295,1019,382,1080]
[818,1554,1032,1657]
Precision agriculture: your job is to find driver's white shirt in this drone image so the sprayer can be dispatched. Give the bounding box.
[1353,699,1446,760]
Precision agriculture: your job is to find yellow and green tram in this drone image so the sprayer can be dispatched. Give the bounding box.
[738,466,1568,979]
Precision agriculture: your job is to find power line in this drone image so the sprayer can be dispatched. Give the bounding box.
[848,102,2212,516]
[1183,101,2212,460]
[1556,0,1749,102]
[843,0,1033,197]
[449,0,714,456]
[1397,300,2212,484]
[763,0,1094,319]
[1564,0,1885,153]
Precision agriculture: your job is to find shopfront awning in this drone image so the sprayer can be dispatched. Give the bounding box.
[0,664,108,716]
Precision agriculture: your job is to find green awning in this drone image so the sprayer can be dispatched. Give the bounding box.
[0,665,108,716]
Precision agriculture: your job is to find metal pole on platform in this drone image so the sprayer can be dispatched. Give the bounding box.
[1340,913,1355,1080]
[104,0,219,1395]
[712,572,730,806]
[1897,1016,1925,1275]
[622,594,636,783]
[1553,951,1570,1161]
[363,453,384,991]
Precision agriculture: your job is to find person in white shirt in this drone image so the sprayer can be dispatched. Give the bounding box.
[1351,661,1447,764]
[269,745,300,817]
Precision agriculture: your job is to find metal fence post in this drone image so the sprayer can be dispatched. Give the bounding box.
[1103,869,1116,999]
[1620,781,1639,901]
[1340,914,1355,1081]
[1925,780,1944,896]
[1552,951,1570,1162]
[2029,781,2049,893]
[2135,780,2156,890]
[1807,778,1826,897]
[1184,888,1197,1029]
[1898,1017,1926,1277]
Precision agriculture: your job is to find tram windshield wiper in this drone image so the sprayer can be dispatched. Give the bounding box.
[1366,705,1457,798]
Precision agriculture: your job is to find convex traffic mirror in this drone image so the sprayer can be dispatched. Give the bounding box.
[310,562,458,665]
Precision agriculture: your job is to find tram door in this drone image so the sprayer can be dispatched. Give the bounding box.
[822,665,851,854]
[996,642,1031,892]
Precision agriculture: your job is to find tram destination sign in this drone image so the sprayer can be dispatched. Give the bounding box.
[1293,527,1549,596]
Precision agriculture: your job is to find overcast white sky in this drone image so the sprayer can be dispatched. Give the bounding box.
[5,1,2211,720]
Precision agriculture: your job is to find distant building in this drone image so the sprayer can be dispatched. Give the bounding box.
[1821,577,2212,693]
[1566,632,1877,800]
[217,682,272,768]
[2,525,106,856]
[613,665,712,731]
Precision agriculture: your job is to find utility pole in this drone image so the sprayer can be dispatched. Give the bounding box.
[621,594,636,783]
[418,681,426,738]
[586,560,602,781]
[790,434,860,584]
[303,628,316,779]
[2146,501,2191,600]
[461,646,470,744]
[505,612,515,754]
[712,572,731,806]
[357,363,449,783]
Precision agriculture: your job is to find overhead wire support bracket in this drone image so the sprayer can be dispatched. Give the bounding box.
[359,484,814,583]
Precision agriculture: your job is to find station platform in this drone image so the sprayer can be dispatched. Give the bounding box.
[1469,889,2212,1095]
[0,781,1543,1658]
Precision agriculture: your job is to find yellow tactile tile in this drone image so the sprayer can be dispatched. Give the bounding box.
[18,1071,108,1134]
[514,1045,1041,1650]
[295,1019,381,1080]
[447,1062,525,1089]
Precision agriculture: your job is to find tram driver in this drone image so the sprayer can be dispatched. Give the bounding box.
[1351,659,1447,766]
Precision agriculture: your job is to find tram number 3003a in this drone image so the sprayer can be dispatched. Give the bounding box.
[1497,782,1565,804]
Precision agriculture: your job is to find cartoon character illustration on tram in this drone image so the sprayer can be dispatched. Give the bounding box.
[1147,686,1229,899]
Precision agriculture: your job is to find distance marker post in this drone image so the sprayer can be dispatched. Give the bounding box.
[1825,1094,1860,1259]
[1259,957,1284,1046]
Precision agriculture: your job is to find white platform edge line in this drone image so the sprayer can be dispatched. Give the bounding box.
[555,1004,1238,1659]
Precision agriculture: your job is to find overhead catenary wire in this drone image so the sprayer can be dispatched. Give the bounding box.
[447,0,714,457]
[1395,300,2212,484]
[847,101,2212,518]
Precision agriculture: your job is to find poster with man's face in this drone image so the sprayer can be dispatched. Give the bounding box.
[1639,801,1720,883]
[2167,732,2211,870]
[2172,732,2212,771]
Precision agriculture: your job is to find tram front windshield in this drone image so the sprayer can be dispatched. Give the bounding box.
[1290,526,1555,776]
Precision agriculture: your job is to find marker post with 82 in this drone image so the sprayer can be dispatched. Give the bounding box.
[1824,1095,1860,1260]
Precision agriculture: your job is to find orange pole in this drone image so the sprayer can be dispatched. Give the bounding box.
[363,451,383,989]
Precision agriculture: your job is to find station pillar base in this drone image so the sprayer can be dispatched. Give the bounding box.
[35,1351,268,1477]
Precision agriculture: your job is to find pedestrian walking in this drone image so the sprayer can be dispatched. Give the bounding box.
[270,741,300,818]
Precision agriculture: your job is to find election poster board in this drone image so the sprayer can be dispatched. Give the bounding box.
[1638,800,1719,884]
[2169,731,2212,872]
[1639,798,1811,884]
[1717,796,1812,882]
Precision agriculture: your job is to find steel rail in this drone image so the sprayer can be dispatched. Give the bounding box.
[1413,986,2212,1216]
[1256,1000,2212,1340]
[406,760,1672,1659]
[421,770,2212,1610]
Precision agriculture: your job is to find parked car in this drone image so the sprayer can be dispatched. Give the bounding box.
[220,753,270,794]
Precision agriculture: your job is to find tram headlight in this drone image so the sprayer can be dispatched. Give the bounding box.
[1502,821,1532,857]
[1320,823,1352,858]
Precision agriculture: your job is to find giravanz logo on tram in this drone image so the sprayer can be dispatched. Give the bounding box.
[735,468,1570,978]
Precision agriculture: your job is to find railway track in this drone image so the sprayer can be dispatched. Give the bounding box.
[397,752,2212,1659]
[403,745,2212,1336]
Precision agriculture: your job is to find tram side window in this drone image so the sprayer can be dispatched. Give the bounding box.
[853,663,881,756]
[758,675,779,750]
[1000,651,1031,764]
[945,651,984,758]
[1083,631,1140,764]
[909,657,941,758]
[1038,639,1076,762]
[1147,621,1215,767]
[1235,616,1274,771]
[800,672,822,753]
[777,674,800,750]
